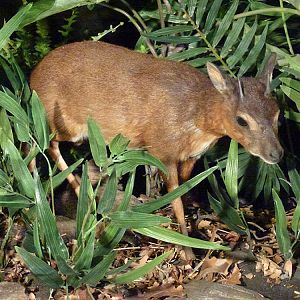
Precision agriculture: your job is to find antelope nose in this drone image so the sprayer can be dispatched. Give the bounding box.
[269,148,284,163]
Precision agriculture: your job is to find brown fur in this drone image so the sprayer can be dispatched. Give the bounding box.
[30,41,283,259]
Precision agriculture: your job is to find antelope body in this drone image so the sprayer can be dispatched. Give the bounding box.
[30,41,283,258]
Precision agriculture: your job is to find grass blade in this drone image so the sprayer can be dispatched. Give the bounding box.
[204,0,223,34]
[88,118,107,167]
[80,252,116,286]
[135,226,229,250]
[227,20,257,69]
[273,189,293,260]
[238,25,269,77]
[109,211,171,228]
[133,167,217,213]
[212,0,239,47]
[15,246,63,289]
[114,251,172,284]
[31,91,50,151]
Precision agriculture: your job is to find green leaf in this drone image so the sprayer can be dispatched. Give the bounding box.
[0,109,14,154]
[120,150,168,176]
[142,34,199,44]
[136,226,229,250]
[47,158,84,192]
[114,251,172,284]
[110,211,171,228]
[238,25,269,77]
[208,193,248,235]
[87,118,107,167]
[98,168,117,214]
[227,20,257,68]
[0,190,33,208]
[204,0,223,33]
[34,171,69,261]
[76,163,93,242]
[31,91,50,151]
[0,91,29,135]
[212,0,239,47]
[33,219,43,258]
[167,47,208,62]
[272,189,293,260]
[118,171,136,211]
[220,16,246,58]
[187,56,216,67]
[284,110,300,122]
[15,246,63,289]
[5,140,34,198]
[281,85,300,110]
[224,140,238,207]
[196,0,208,26]
[280,77,300,92]
[133,167,217,213]
[0,4,32,50]
[109,134,130,156]
[80,252,116,286]
[145,25,193,36]
[287,156,300,200]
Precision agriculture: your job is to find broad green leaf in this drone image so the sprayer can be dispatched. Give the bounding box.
[87,118,107,167]
[287,156,300,200]
[120,150,168,175]
[74,230,95,271]
[238,25,268,76]
[135,226,229,250]
[114,251,172,284]
[292,200,300,235]
[285,110,300,122]
[31,91,50,151]
[144,25,193,36]
[0,91,29,131]
[212,0,239,47]
[5,140,34,198]
[0,191,33,208]
[0,4,32,50]
[34,171,69,261]
[15,246,63,289]
[273,189,293,260]
[187,57,216,67]
[0,170,11,188]
[281,85,300,110]
[93,226,125,258]
[20,0,107,27]
[133,167,217,213]
[220,16,246,58]
[224,140,238,207]
[196,0,208,26]
[142,35,199,44]
[168,47,208,61]
[280,77,300,92]
[0,109,14,154]
[227,21,257,68]
[187,0,198,17]
[118,170,136,211]
[110,211,171,228]
[80,252,116,286]
[33,219,43,258]
[204,0,223,33]
[98,168,117,214]
[23,146,40,167]
[0,58,21,93]
[208,193,248,235]
[109,134,130,156]
[56,255,78,277]
[76,163,93,242]
[46,158,84,192]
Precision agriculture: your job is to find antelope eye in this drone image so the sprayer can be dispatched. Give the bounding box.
[236,116,248,127]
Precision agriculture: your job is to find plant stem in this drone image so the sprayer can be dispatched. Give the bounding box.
[179,5,235,77]
[279,0,294,55]
[234,8,300,19]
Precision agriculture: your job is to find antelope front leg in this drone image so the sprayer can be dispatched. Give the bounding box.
[48,141,81,196]
[165,164,196,260]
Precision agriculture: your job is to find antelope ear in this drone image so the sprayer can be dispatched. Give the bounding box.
[207,62,231,94]
[259,53,277,95]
